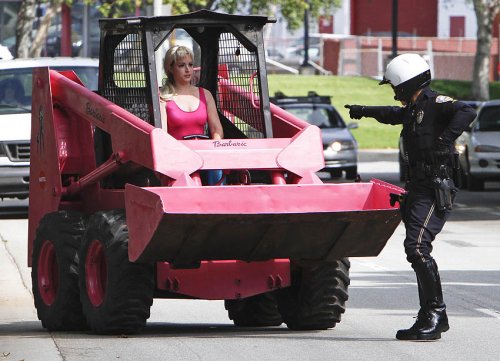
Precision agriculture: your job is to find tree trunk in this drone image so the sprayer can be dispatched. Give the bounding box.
[16,0,63,58]
[472,0,500,101]
[16,0,36,58]
[30,2,62,57]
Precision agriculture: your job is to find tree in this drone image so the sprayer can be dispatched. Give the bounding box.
[16,0,64,58]
[15,0,339,58]
[158,0,340,30]
[95,0,141,18]
[16,0,139,57]
[471,0,500,101]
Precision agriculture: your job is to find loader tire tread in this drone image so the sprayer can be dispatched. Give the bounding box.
[225,292,282,327]
[79,210,154,334]
[32,211,87,331]
[277,258,350,330]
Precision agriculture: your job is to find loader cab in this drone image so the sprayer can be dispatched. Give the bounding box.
[97,10,276,143]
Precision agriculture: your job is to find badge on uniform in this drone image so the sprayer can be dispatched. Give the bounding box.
[416,110,424,124]
[436,95,454,103]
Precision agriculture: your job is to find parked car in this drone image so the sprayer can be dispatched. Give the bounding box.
[270,91,359,179]
[0,57,98,199]
[0,44,13,60]
[284,46,320,65]
[456,100,500,191]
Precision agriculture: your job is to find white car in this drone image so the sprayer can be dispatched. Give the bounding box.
[0,57,98,199]
[456,100,500,191]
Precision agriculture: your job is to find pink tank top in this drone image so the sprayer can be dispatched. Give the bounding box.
[166,88,208,140]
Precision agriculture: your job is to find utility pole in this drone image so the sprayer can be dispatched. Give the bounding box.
[391,0,398,59]
[302,5,310,66]
[61,2,72,56]
[300,1,314,74]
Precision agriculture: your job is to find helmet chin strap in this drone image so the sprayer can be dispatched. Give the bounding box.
[393,88,412,104]
[394,87,424,106]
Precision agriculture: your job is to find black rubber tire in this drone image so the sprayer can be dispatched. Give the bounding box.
[32,211,87,331]
[329,169,342,179]
[277,258,350,330]
[345,166,358,180]
[79,210,154,334]
[467,173,485,191]
[225,292,282,327]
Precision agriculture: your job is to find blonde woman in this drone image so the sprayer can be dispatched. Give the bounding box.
[159,45,223,141]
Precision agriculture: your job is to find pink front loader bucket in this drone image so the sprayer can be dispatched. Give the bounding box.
[125,179,402,265]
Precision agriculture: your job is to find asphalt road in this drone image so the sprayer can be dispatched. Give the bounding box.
[1,156,499,361]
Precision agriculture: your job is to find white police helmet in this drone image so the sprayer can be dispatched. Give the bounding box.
[379,53,431,102]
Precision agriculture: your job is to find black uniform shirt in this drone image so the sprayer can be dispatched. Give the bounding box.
[371,87,476,167]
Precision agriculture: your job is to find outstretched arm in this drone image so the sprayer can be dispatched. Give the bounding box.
[345,104,405,125]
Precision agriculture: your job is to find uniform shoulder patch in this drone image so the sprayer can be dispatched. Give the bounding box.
[435,95,454,103]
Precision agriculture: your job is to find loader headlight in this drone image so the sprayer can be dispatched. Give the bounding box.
[327,140,355,152]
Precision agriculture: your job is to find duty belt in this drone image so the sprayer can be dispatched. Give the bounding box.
[409,162,431,180]
[410,162,451,180]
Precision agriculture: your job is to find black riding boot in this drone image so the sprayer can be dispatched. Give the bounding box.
[396,259,449,340]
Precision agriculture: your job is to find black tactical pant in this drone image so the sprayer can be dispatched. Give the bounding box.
[400,184,451,265]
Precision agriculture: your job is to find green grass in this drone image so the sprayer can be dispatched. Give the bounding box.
[432,79,500,100]
[268,75,401,149]
[267,74,499,149]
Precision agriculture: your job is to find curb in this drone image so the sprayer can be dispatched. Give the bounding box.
[358,149,398,162]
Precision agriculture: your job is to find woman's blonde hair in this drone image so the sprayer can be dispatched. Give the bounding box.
[159,45,194,100]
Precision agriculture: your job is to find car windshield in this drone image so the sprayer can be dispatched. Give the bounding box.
[284,106,345,128]
[0,66,98,114]
[477,106,500,131]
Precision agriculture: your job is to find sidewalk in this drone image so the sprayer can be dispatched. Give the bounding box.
[0,220,62,361]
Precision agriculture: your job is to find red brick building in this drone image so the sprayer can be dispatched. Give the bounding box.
[319,0,500,81]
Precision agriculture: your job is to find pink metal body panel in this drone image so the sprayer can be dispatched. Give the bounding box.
[156,259,291,300]
[124,180,402,263]
[28,67,404,301]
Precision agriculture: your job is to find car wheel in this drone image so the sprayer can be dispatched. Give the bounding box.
[329,169,342,179]
[467,173,484,191]
[345,166,357,180]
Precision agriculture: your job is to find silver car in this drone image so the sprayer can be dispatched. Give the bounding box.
[456,100,500,191]
[0,57,98,199]
[271,92,358,179]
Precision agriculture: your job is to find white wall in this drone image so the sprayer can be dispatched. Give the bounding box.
[332,0,477,38]
[333,0,350,35]
[438,0,477,38]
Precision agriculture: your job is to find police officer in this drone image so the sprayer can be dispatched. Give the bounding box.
[345,53,476,341]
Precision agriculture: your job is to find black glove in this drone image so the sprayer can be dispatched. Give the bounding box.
[344,104,365,120]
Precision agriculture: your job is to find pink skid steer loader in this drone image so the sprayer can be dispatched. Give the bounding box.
[28,10,403,334]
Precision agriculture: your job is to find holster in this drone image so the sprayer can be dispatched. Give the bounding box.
[432,177,456,211]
